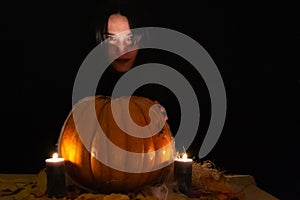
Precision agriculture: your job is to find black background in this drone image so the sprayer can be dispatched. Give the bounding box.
[1,1,299,199]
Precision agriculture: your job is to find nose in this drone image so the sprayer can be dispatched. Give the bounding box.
[117,40,127,53]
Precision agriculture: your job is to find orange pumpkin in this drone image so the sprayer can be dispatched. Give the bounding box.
[57,95,175,193]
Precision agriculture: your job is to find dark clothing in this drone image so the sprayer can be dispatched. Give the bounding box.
[96,65,181,135]
[96,49,211,160]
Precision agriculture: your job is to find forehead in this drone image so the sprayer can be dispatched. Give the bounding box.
[107,14,131,34]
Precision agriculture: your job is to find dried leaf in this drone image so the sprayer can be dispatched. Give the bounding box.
[36,168,47,195]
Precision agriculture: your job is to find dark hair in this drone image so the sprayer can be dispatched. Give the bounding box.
[93,0,146,44]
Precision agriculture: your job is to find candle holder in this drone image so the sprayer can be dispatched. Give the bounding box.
[45,153,67,198]
[174,153,192,196]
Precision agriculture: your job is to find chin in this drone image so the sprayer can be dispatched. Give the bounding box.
[112,61,134,72]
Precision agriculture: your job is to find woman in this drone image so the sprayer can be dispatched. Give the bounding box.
[93,1,208,161]
[94,1,145,96]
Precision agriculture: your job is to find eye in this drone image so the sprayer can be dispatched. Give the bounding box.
[127,35,133,40]
[125,35,134,44]
[105,35,118,45]
[108,35,117,41]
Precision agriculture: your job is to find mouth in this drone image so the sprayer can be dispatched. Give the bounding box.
[115,58,131,63]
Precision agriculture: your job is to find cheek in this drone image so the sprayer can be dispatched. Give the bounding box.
[107,46,117,58]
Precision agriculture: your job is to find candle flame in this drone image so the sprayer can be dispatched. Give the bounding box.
[52,153,58,159]
[182,153,188,160]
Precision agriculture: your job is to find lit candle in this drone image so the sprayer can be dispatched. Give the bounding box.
[174,152,192,196]
[45,152,67,198]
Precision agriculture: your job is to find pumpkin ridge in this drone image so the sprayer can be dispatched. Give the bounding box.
[91,96,111,189]
[139,134,153,187]
[104,96,128,189]
[75,99,99,188]
[131,96,151,127]
[98,96,150,153]
[101,96,120,190]
[132,96,165,139]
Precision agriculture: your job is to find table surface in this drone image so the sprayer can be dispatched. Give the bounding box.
[0,173,279,200]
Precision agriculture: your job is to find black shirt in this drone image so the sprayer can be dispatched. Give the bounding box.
[96,49,211,160]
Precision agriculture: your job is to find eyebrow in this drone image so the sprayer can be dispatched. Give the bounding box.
[104,32,115,36]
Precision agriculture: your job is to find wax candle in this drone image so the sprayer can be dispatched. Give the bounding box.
[174,153,192,196]
[45,152,67,198]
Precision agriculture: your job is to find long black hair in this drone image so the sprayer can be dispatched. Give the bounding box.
[92,0,147,44]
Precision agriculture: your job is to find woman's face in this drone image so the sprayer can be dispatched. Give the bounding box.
[105,13,139,72]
